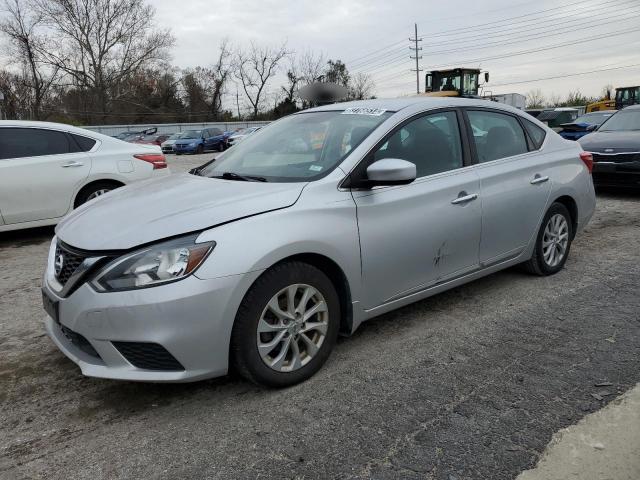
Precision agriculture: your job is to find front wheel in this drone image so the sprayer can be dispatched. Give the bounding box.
[195,144,204,155]
[523,202,573,276]
[231,262,340,387]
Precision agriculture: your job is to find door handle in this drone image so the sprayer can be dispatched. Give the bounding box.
[451,192,478,205]
[62,161,84,168]
[530,175,549,185]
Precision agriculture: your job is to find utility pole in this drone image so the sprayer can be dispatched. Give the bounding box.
[409,23,423,94]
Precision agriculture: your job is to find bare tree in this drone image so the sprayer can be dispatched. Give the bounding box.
[349,72,374,100]
[547,93,562,108]
[234,41,290,119]
[33,0,174,118]
[296,49,325,85]
[525,88,545,109]
[0,0,57,119]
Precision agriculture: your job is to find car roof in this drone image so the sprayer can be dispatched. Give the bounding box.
[304,96,526,114]
[0,120,116,142]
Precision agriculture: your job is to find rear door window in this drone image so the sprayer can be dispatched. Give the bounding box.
[0,128,72,160]
[466,110,529,163]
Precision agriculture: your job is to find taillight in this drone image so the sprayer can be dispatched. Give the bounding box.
[134,153,167,170]
[579,151,593,174]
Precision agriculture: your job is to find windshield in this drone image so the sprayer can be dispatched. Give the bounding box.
[574,113,613,125]
[167,133,181,140]
[199,110,392,182]
[180,130,202,139]
[599,110,640,131]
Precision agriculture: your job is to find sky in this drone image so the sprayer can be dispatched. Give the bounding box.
[152,0,640,106]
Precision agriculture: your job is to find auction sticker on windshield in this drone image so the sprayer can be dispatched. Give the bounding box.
[342,107,387,116]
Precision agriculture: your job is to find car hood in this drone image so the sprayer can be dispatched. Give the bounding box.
[56,173,306,250]
[578,130,640,152]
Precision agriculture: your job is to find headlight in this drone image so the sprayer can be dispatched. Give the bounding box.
[189,142,196,147]
[91,236,215,292]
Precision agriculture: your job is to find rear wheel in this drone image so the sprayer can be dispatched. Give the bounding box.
[231,261,340,387]
[523,202,573,276]
[74,181,122,208]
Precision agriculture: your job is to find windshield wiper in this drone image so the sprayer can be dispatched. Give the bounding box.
[218,171,267,182]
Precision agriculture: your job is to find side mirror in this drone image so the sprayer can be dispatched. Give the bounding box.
[484,72,490,83]
[365,158,416,187]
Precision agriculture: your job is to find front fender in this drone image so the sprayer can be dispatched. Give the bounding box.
[194,194,362,307]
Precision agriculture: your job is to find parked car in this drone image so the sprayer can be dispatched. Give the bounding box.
[160,132,182,154]
[536,108,579,131]
[132,133,172,146]
[578,105,640,188]
[42,98,595,387]
[173,128,228,154]
[112,127,157,141]
[558,110,616,141]
[227,126,262,147]
[0,121,169,232]
[525,109,544,118]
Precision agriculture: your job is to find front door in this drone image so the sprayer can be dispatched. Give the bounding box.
[352,110,482,309]
[0,127,91,224]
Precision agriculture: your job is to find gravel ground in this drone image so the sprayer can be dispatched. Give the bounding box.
[1,176,639,479]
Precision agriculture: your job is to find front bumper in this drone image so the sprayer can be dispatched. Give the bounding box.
[592,160,640,188]
[43,269,261,382]
[173,144,199,154]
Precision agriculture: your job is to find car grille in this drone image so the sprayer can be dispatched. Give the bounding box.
[592,152,640,163]
[112,342,185,371]
[61,325,101,359]
[54,243,87,286]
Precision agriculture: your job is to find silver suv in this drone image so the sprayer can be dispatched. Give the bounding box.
[42,98,596,387]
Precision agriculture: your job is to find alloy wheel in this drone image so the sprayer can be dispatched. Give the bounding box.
[256,283,329,372]
[542,213,569,267]
[86,188,111,200]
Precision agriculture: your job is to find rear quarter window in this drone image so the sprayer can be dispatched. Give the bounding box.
[70,134,97,152]
[522,119,546,150]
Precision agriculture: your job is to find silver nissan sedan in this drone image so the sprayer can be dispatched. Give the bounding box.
[42,98,596,387]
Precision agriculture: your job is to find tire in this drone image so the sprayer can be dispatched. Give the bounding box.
[217,142,225,152]
[74,181,121,208]
[195,144,204,155]
[231,261,340,387]
[522,202,573,276]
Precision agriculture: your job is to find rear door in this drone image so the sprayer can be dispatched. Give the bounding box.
[0,127,91,224]
[464,109,551,265]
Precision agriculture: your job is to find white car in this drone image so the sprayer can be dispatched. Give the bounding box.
[227,126,262,147]
[0,121,170,232]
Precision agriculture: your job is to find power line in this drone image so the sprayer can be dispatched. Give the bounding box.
[343,0,598,71]
[421,8,640,57]
[420,0,633,49]
[487,63,640,87]
[351,0,632,75]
